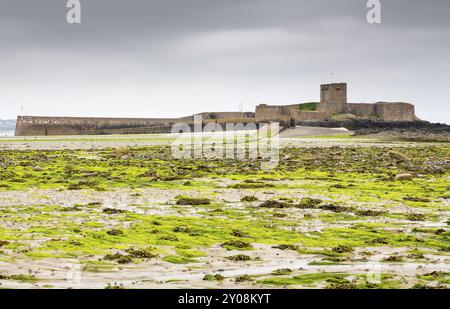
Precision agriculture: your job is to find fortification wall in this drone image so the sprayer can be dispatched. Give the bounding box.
[15,86,419,136]
[15,116,278,136]
[196,112,255,120]
[255,105,285,119]
[375,102,416,121]
[15,116,181,136]
[347,103,377,118]
[256,104,327,123]
[289,110,327,122]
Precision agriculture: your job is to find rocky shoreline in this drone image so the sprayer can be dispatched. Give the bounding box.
[298,120,450,142]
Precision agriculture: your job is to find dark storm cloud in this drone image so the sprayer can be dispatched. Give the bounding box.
[0,0,449,123]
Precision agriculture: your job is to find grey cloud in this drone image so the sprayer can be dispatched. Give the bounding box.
[0,0,449,123]
[2,1,448,48]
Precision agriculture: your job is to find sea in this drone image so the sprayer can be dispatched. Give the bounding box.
[0,130,15,137]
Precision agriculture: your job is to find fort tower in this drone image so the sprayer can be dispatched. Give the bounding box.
[319,83,348,114]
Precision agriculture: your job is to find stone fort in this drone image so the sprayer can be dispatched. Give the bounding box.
[15,82,418,136]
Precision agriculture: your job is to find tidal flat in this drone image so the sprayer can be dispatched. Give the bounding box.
[0,134,449,289]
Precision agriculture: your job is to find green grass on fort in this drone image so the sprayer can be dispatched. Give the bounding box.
[298,102,319,111]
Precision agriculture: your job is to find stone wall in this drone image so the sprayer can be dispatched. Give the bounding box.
[196,112,255,120]
[14,116,181,136]
[14,82,419,136]
[346,102,416,121]
[375,102,416,121]
[347,103,377,118]
[255,105,289,121]
[256,101,417,123]
[14,115,275,136]
[255,104,327,123]
[291,110,327,122]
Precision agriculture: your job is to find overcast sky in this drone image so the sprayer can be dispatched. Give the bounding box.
[1,0,449,123]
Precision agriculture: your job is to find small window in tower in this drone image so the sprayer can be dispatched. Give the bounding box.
[336,87,341,91]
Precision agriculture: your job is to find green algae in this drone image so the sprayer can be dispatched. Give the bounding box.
[162,255,199,264]
[258,272,349,287]
[0,143,448,288]
[1,146,447,192]
[259,272,401,289]
[0,203,447,261]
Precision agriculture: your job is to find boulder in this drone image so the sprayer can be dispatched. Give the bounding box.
[395,172,415,181]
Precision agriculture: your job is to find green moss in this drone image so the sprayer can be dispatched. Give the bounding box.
[271,268,293,276]
[235,275,254,282]
[308,261,339,266]
[417,271,450,284]
[259,200,293,209]
[81,260,116,273]
[162,255,199,264]
[176,196,211,206]
[241,196,259,202]
[222,240,253,250]
[226,254,252,262]
[175,248,205,258]
[0,274,39,283]
[0,144,448,289]
[203,274,225,281]
[230,182,275,189]
[332,245,354,254]
[259,272,348,286]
